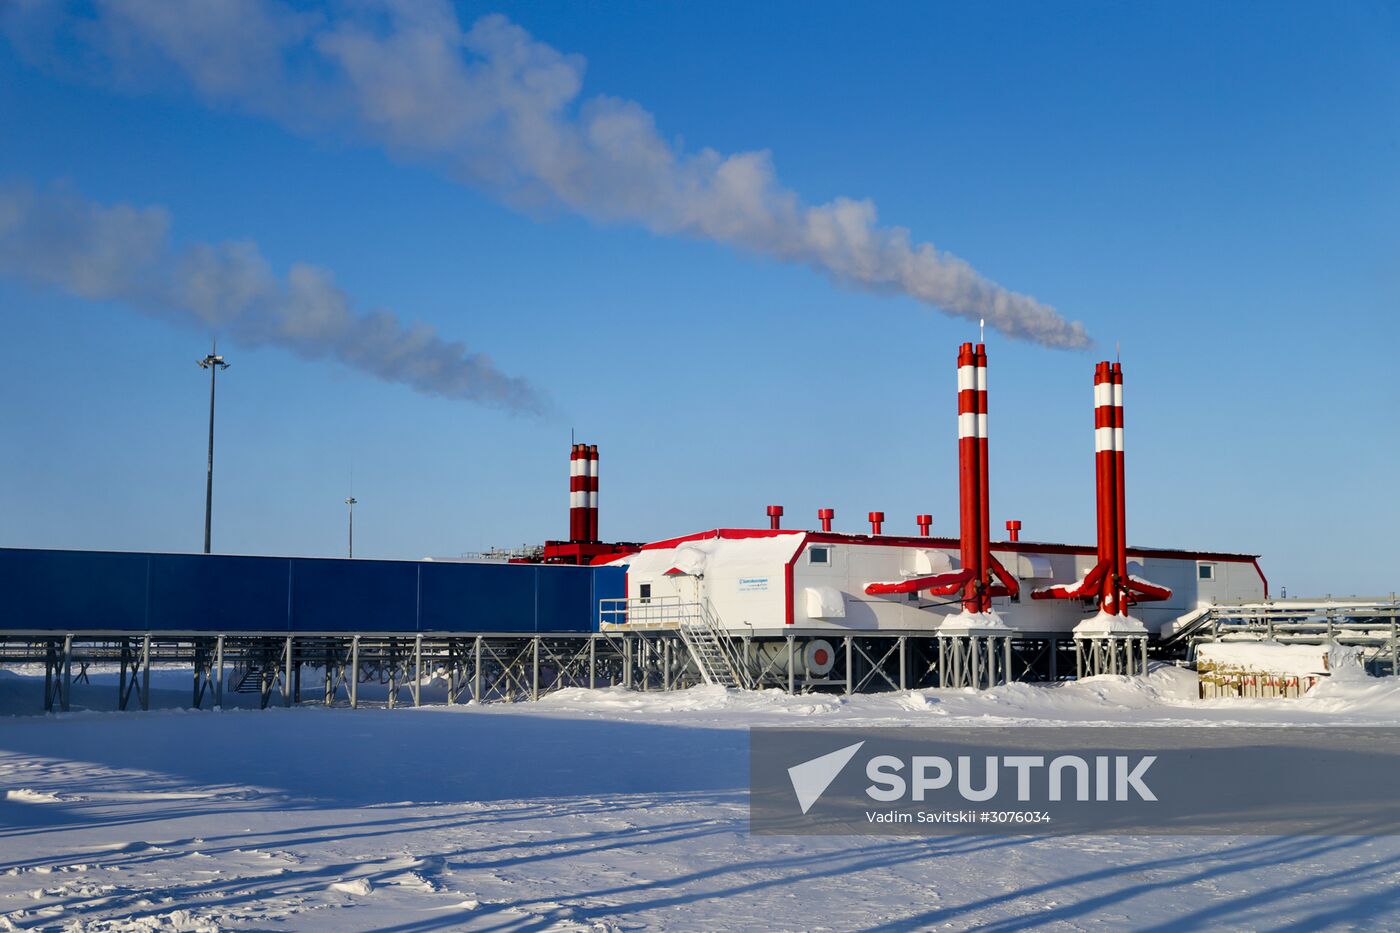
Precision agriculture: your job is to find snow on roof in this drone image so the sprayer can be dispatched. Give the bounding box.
[637,528,1259,562]
[628,531,806,577]
[1197,641,1340,676]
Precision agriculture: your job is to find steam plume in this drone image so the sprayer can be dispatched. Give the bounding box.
[0,184,543,412]
[2,1,1090,348]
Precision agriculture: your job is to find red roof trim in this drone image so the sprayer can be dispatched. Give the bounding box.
[640,528,1259,563]
[798,531,1259,563]
[783,532,808,625]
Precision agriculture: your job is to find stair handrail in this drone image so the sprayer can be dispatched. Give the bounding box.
[695,598,755,690]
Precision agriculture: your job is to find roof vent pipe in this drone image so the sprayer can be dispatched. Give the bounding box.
[1006,520,1022,542]
[868,511,885,535]
[767,505,784,530]
[817,508,835,532]
[916,514,932,537]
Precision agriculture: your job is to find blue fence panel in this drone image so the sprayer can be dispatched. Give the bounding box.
[419,561,538,632]
[534,565,591,633]
[0,549,619,634]
[590,566,626,628]
[148,554,292,632]
[290,557,419,633]
[0,548,149,631]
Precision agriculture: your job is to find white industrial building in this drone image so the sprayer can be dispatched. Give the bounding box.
[609,528,1266,638]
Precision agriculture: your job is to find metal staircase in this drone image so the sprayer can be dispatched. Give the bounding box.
[231,663,265,694]
[600,595,755,689]
[676,601,752,689]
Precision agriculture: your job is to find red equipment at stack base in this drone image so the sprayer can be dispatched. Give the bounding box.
[1032,361,1171,613]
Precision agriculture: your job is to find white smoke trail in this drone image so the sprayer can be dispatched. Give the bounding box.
[1,1,1091,348]
[0,183,543,412]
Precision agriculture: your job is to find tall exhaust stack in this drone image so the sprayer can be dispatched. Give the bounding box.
[1033,359,1168,612]
[976,343,991,612]
[957,342,991,612]
[1111,364,1128,613]
[586,444,600,543]
[1094,362,1127,613]
[569,444,584,543]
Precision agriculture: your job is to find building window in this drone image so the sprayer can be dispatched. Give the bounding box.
[1198,563,1216,581]
[639,583,652,604]
[809,546,830,565]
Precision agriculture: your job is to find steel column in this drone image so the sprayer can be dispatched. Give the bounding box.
[414,635,423,707]
[283,635,293,708]
[214,635,224,708]
[141,635,151,711]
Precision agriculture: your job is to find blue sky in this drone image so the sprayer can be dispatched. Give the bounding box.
[0,1,1396,595]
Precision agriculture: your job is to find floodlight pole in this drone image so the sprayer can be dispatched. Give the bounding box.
[197,345,229,554]
[346,497,358,558]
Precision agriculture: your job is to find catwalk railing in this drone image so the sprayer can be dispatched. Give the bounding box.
[599,597,754,688]
[1,627,1065,713]
[1185,597,1400,675]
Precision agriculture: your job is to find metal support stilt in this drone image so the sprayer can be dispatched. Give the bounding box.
[117,640,128,711]
[414,635,423,707]
[214,635,224,709]
[61,634,72,712]
[786,635,795,694]
[531,636,540,701]
[283,635,294,708]
[141,635,151,711]
[350,635,360,709]
[844,636,853,696]
[473,635,482,702]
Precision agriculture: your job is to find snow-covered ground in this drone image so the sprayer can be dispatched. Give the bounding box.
[3,666,1400,931]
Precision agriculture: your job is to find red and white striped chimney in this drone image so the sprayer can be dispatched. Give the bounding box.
[1111,364,1127,614]
[569,444,585,543]
[976,344,991,612]
[957,342,992,612]
[585,444,599,543]
[1094,362,1128,613]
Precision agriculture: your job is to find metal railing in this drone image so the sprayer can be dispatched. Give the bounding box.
[598,596,754,688]
[1187,597,1400,675]
[599,595,693,629]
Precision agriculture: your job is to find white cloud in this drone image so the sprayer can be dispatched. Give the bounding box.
[0,183,542,412]
[2,1,1091,348]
